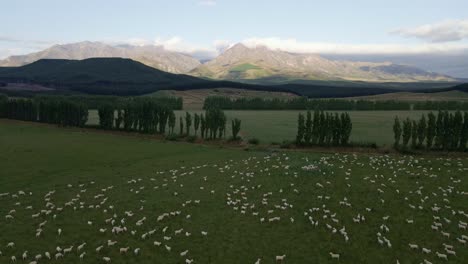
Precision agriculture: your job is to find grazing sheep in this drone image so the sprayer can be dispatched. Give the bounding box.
[44,252,50,259]
[7,242,14,248]
[11,256,16,262]
[134,248,140,255]
[276,254,286,262]
[180,250,189,256]
[55,253,63,260]
[103,256,111,263]
[78,242,86,251]
[80,252,86,259]
[329,252,340,260]
[255,258,261,264]
[120,247,129,254]
[408,243,418,250]
[422,248,431,254]
[22,251,28,260]
[436,252,448,261]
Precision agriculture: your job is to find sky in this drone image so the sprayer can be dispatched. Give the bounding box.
[1,0,468,76]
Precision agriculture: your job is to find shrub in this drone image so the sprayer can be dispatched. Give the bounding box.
[186,135,197,143]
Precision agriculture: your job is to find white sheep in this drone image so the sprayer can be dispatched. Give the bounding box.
[78,242,86,252]
[435,252,448,261]
[120,247,129,254]
[276,254,286,262]
[180,250,189,256]
[134,248,140,255]
[329,252,340,260]
[79,252,86,259]
[103,256,111,263]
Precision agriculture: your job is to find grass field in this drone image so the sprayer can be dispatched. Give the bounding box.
[0,120,467,264]
[87,110,436,146]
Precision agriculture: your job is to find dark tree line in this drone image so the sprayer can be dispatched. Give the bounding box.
[296,109,352,146]
[0,95,88,127]
[204,96,411,110]
[413,101,468,111]
[393,110,468,151]
[99,98,173,134]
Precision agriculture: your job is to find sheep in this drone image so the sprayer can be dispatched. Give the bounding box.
[165,245,171,252]
[134,248,140,255]
[55,253,63,260]
[63,246,74,254]
[422,248,431,254]
[276,255,286,262]
[329,252,340,260]
[180,250,189,256]
[78,242,86,252]
[423,259,433,264]
[79,252,86,259]
[445,249,456,256]
[96,245,104,252]
[22,251,28,260]
[120,247,129,254]
[7,242,14,248]
[34,254,41,261]
[28,261,37,264]
[435,252,448,261]
[186,259,194,264]
[107,240,117,246]
[103,256,111,263]
[11,256,16,262]
[255,258,261,264]
[44,252,51,259]
[408,243,418,250]
[154,241,161,246]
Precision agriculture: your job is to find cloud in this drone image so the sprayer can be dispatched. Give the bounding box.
[197,0,216,6]
[239,37,468,55]
[391,19,468,42]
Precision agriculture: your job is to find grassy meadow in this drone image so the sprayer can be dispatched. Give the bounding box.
[87,110,436,146]
[0,120,467,264]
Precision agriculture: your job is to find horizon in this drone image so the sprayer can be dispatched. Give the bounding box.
[1,0,468,77]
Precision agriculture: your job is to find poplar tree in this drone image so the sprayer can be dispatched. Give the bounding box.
[179,117,184,136]
[426,112,436,149]
[296,113,305,145]
[185,112,192,135]
[231,118,241,139]
[411,120,418,148]
[194,113,200,136]
[402,118,412,148]
[417,114,426,148]
[304,110,312,145]
[393,116,402,148]
[168,111,176,134]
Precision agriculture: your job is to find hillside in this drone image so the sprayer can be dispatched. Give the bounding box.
[0,58,207,95]
[0,41,201,74]
[191,44,455,83]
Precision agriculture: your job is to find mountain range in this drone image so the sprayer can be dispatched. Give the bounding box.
[0,41,200,74]
[0,41,457,83]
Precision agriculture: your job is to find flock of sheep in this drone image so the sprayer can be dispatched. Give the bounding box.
[0,153,467,263]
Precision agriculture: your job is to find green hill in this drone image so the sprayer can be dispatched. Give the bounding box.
[0,58,208,95]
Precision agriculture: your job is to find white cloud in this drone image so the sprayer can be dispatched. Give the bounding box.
[197,0,216,6]
[239,37,468,55]
[391,19,468,42]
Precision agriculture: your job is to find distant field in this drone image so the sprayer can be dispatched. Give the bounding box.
[88,110,435,146]
[347,90,468,102]
[147,88,298,109]
[1,120,467,264]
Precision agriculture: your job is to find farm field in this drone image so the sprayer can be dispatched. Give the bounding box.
[0,120,467,264]
[87,110,437,146]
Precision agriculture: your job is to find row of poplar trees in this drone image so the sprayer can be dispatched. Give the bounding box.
[177,108,241,140]
[98,98,173,134]
[296,110,352,146]
[0,95,88,127]
[393,110,468,151]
